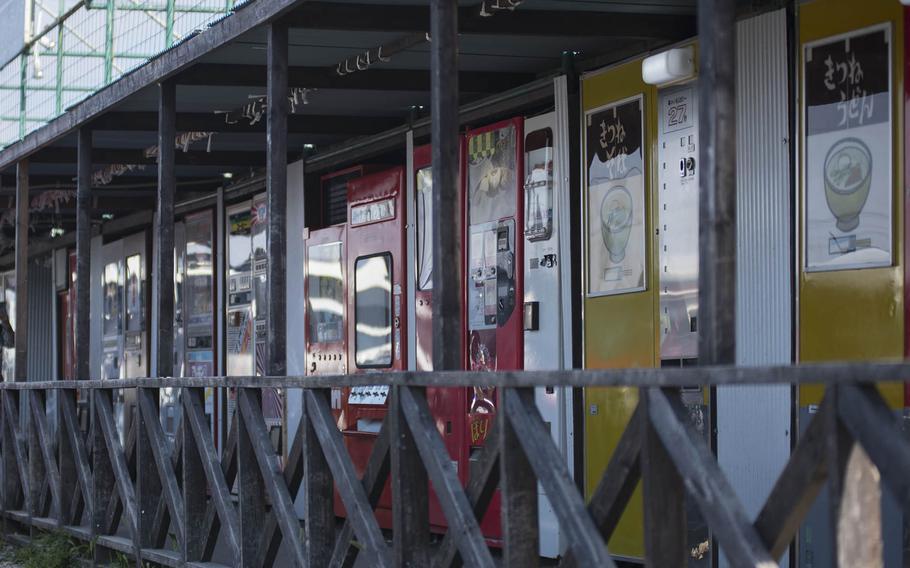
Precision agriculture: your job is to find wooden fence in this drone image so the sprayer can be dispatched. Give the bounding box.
[0,363,908,567]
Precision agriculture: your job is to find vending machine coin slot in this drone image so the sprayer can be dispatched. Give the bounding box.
[496,220,516,326]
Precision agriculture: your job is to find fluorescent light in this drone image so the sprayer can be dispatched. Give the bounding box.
[642,46,695,86]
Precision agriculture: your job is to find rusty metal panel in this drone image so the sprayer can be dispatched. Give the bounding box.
[718,8,792,568]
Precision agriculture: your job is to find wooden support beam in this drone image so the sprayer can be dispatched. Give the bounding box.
[237,388,306,567]
[284,2,695,40]
[754,397,830,559]
[697,0,737,364]
[645,387,774,565]
[433,415,500,568]
[305,388,392,566]
[31,146,280,167]
[91,111,402,135]
[178,63,535,94]
[328,412,391,568]
[14,160,28,381]
[399,386,493,567]
[254,404,306,568]
[182,392,206,563]
[390,385,430,565]
[237,387,267,567]
[29,391,60,520]
[137,389,185,547]
[827,386,884,566]
[303,389,336,566]
[74,129,93,379]
[500,388,539,567]
[2,392,26,511]
[502,387,612,567]
[183,388,240,557]
[59,389,93,525]
[561,403,643,568]
[94,389,139,542]
[641,389,686,568]
[430,0,462,372]
[837,384,910,514]
[267,21,288,381]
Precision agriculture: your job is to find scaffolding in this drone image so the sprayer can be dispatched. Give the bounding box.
[0,0,243,147]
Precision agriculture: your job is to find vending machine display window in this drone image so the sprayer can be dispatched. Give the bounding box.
[103,262,122,337]
[524,128,554,241]
[416,166,433,290]
[354,253,393,368]
[307,242,344,344]
[125,254,144,333]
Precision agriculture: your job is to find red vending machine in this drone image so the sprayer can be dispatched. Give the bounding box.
[464,117,524,539]
[412,145,470,532]
[341,166,407,527]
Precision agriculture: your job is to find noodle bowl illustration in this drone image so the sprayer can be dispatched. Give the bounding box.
[823,137,872,233]
[601,185,633,263]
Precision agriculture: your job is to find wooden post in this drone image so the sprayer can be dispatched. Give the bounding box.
[641,389,686,567]
[828,386,883,567]
[303,388,333,564]
[499,388,539,566]
[390,385,429,565]
[14,160,28,383]
[430,0,462,371]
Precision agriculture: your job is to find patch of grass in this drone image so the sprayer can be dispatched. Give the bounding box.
[11,531,84,568]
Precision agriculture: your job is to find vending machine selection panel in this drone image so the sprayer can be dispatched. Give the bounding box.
[657,84,699,360]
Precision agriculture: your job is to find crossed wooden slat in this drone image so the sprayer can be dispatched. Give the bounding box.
[6,379,910,567]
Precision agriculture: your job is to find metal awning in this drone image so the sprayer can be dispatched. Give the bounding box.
[0,0,781,254]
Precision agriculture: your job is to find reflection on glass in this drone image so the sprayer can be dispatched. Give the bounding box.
[228,209,252,274]
[468,124,517,226]
[308,242,344,343]
[186,213,214,329]
[103,262,122,337]
[125,254,143,332]
[354,254,392,368]
[416,167,433,290]
[227,205,253,377]
[524,128,554,241]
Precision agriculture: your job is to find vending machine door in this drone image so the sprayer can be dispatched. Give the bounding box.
[465,118,524,376]
[464,117,524,541]
[341,167,406,528]
[305,225,347,378]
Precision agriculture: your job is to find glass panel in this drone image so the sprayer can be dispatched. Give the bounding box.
[351,198,395,226]
[307,242,344,344]
[103,261,122,337]
[354,254,392,368]
[227,205,253,377]
[252,195,268,376]
[416,166,433,290]
[467,124,517,225]
[174,222,186,378]
[186,214,214,332]
[524,128,554,241]
[125,254,144,332]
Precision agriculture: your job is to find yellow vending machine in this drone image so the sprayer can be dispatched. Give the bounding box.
[797,1,905,565]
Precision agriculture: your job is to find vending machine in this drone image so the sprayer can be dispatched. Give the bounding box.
[100,232,148,441]
[656,81,711,565]
[411,144,470,532]
[521,110,575,557]
[164,211,217,441]
[464,117,525,539]
[304,224,347,379]
[337,166,407,526]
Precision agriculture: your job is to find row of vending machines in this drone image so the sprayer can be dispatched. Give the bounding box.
[58,5,905,561]
[303,111,575,552]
